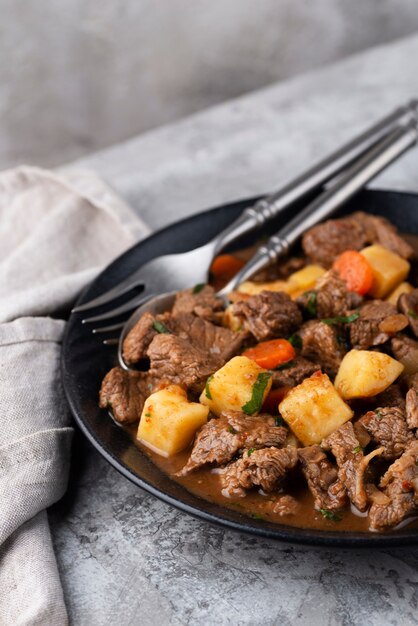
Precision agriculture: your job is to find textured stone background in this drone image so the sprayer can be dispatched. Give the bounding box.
[2,0,418,168]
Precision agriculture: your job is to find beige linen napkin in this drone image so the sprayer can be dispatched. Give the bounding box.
[0,167,148,624]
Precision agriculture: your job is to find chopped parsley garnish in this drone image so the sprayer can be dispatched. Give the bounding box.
[275,359,295,371]
[193,283,205,294]
[152,320,171,334]
[275,416,286,427]
[241,372,272,415]
[353,445,361,454]
[145,412,151,418]
[375,409,382,419]
[305,291,317,316]
[408,309,418,320]
[288,333,302,349]
[319,508,342,522]
[205,375,214,400]
[228,426,238,435]
[250,513,265,520]
[247,447,256,457]
[321,312,360,326]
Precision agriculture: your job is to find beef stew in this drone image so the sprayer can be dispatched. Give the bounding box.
[99,211,418,532]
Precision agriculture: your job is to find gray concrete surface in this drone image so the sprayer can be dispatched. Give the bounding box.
[2,0,418,169]
[52,34,418,625]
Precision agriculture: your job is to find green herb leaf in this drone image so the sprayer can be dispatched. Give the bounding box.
[321,312,360,325]
[228,426,238,435]
[205,375,214,400]
[375,409,382,419]
[319,508,342,522]
[145,412,151,418]
[408,309,418,320]
[247,447,256,457]
[275,416,286,427]
[241,372,272,415]
[305,291,317,316]
[275,359,295,371]
[353,445,361,454]
[193,283,205,294]
[152,320,171,334]
[288,333,302,349]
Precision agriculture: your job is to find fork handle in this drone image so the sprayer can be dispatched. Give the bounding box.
[211,101,418,256]
[218,120,418,295]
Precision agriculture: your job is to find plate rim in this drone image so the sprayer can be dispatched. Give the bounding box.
[62,188,418,548]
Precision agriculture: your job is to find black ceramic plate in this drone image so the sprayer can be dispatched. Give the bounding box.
[62,188,418,547]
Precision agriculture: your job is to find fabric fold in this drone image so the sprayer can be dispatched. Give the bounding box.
[0,166,147,624]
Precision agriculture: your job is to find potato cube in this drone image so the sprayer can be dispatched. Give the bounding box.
[385,281,414,305]
[223,305,242,332]
[334,349,404,400]
[360,245,410,298]
[279,371,353,446]
[287,264,326,291]
[199,356,272,417]
[137,385,209,457]
[237,280,296,296]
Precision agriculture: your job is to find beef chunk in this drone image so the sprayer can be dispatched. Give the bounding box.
[257,494,300,517]
[178,411,288,475]
[298,445,347,511]
[302,212,413,269]
[398,289,418,338]
[99,367,148,424]
[349,300,407,349]
[299,320,345,377]
[391,334,418,373]
[147,334,218,394]
[358,407,414,460]
[145,314,247,394]
[350,211,414,260]
[271,356,319,388]
[122,311,167,364]
[232,290,302,342]
[315,271,362,319]
[375,384,406,411]
[406,389,418,429]
[302,218,368,267]
[171,285,224,324]
[323,421,383,511]
[171,314,247,363]
[369,440,418,531]
[221,446,298,498]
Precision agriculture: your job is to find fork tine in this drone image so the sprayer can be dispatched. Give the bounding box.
[103,338,120,345]
[72,271,146,313]
[82,292,153,324]
[92,322,125,334]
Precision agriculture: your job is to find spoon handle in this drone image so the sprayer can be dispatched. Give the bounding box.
[211,101,418,256]
[219,119,418,295]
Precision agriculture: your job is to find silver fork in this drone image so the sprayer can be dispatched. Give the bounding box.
[74,101,418,330]
[113,118,418,367]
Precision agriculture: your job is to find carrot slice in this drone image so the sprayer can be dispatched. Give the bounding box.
[210,254,245,282]
[332,250,373,295]
[261,387,291,414]
[242,338,295,370]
